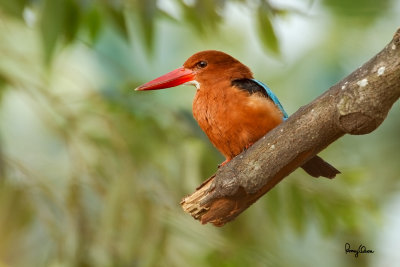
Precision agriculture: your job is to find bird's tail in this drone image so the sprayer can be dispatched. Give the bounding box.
[301,155,340,179]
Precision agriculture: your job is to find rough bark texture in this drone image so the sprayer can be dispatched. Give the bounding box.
[181,28,400,226]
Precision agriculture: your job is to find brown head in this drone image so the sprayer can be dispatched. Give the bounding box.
[135,50,253,91]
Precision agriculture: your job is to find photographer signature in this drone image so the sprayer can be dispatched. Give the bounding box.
[345,243,374,257]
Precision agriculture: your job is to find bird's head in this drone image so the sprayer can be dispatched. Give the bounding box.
[135,50,253,91]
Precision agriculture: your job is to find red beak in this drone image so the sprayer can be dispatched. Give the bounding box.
[135,67,195,91]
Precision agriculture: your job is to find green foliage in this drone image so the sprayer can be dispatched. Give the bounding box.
[84,5,103,43]
[0,0,292,63]
[135,0,157,52]
[0,0,28,18]
[322,0,392,20]
[0,0,399,266]
[102,2,129,41]
[178,0,225,35]
[257,3,280,55]
[39,0,77,64]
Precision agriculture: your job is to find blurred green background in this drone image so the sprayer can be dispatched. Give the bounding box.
[0,0,399,266]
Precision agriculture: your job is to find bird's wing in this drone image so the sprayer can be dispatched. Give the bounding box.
[251,79,288,119]
[232,78,289,119]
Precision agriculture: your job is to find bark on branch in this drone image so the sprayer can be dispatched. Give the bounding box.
[181,28,400,226]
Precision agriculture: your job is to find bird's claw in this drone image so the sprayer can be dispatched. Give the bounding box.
[245,142,254,150]
[218,159,230,168]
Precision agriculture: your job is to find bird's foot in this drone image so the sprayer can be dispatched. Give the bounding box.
[218,159,230,168]
[245,142,254,150]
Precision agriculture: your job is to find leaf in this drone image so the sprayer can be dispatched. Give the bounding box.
[157,9,179,23]
[257,5,280,55]
[84,6,103,43]
[264,186,281,226]
[313,198,337,235]
[103,4,129,41]
[322,0,391,21]
[288,184,305,233]
[39,0,84,64]
[63,0,81,44]
[0,71,8,88]
[194,0,223,30]
[0,71,8,102]
[178,0,224,36]
[0,0,28,18]
[180,1,205,34]
[40,0,67,64]
[137,0,157,53]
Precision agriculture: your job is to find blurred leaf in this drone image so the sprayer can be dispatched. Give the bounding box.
[322,0,392,21]
[0,183,33,248]
[313,197,337,235]
[158,9,179,23]
[271,7,290,17]
[136,0,157,53]
[1,0,399,266]
[0,71,8,102]
[257,4,280,55]
[63,0,81,44]
[84,5,103,43]
[0,0,28,18]
[338,203,359,232]
[39,0,93,63]
[179,0,205,34]
[179,0,224,36]
[0,71,8,88]
[264,186,281,226]
[103,3,129,41]
[193,0,223,30]
[271,6,309,18]
[288,184,305,233]
[40,0,67,64]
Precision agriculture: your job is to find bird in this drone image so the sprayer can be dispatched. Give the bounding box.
[135,50,340,178]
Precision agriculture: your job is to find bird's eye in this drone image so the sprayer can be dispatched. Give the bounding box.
[196,61,208,68]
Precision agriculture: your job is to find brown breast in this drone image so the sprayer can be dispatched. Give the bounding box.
[192,83,284,160]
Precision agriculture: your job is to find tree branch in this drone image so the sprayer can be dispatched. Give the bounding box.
[180,28,400,226]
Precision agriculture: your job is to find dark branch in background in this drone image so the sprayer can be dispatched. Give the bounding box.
[181,28,400,226]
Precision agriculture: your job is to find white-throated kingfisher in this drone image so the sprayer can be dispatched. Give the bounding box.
[135,50,340,178]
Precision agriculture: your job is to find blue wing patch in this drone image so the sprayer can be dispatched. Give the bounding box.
[231,78,289,119]
[251,79,289,119]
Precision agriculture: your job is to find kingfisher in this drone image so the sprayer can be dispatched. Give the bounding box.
[135,50,340,178]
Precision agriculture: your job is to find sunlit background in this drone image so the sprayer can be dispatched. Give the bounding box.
[0,0,399,266]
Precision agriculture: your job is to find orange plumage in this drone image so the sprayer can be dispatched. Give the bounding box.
[185,51,284,163]
[136,50,340,178]
[192,77,283,161]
